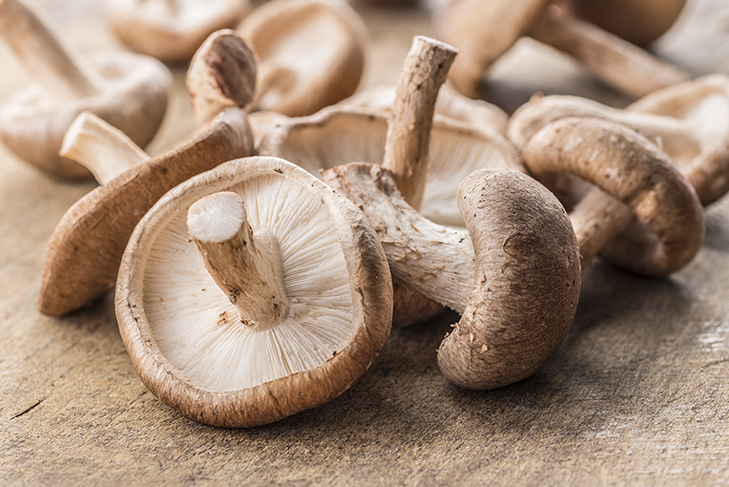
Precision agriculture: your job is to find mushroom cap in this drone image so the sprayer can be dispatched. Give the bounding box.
[434,0,550,97]
[116,156,392,427]
[438,168,580,389]
[565,0,687,46]
[340,84,509,134]
[523,117,705,276]
[38,107,253,316]
[260,106,523,228]
[108,0,250,64]
[0,51,171,179]
[238,0,368,116]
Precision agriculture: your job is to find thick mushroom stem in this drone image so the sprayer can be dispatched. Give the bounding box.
[382,36,458,210]
[568,188,634,269]
[0,0,103,100]
[323,163,580,389]
[60,112,150,185]
[528,6,689,98]
[186,29,258,124]
[187,192,289,328]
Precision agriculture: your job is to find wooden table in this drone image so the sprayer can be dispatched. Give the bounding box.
[2,1,728,484]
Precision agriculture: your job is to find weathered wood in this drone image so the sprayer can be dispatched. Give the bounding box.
[1,0,728,485]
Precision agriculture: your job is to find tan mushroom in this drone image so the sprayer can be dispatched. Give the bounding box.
[564,0,687,46]
[509,75,729,205]
[116,156,392,427]
[0,0,171,179]
[339,83,509,134]
[38,30,256,316]
[108,0,250,63]
[320,37,581,389]
[435,0,689,99]
[323,164,580,389]
[238,0,368,116]
[521,117,704,276]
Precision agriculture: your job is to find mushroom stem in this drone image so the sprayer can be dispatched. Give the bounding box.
[382,35,458,210]
[0,0,103,100]
[568,187,634,269]
[187,191,289,328]
[186,29,258,124]
[528,5,689,98]
[60,112,150,185]
[323,163,475,313]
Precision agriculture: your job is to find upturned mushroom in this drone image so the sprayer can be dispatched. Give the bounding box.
[508,74,729,206]
[563,0,687,46]
[435,0,689,99]
[116,157,392,427]
[339,83,509,134]
[521,117,704,276]
[38,30,257,316]
[237,0,368,116]
[107,0,250,63]
[323,164,580,389]
[0,0,171,179]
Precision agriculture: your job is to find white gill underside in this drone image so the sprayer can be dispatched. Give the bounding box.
[277,116,511,227]
[142,175,354,392]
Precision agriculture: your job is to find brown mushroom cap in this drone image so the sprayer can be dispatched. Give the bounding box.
[116,157,392,427]
[238,0,368,116]
[509,75,729,205]
[0,52,170,179]
[38,108,254,316]
[565,0,687,46]
[108,0,250,64]
[522,117,704,276]
[323,163,580,389]
[260,106,523,228]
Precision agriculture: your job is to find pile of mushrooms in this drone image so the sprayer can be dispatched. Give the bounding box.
[0,0,171,179]
[5,0,727,430]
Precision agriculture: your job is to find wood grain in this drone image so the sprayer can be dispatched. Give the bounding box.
[1,0,728,485]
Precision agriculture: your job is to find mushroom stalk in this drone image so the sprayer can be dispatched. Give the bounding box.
[382,36,458,210]
[568,187,634,269]
[0,0,103,100]
[528,6,689,98]
[187,192,289,328]
[60,112,150,185]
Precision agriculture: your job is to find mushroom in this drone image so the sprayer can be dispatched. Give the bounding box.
[38,30,257,316]
[435,0,689,99]
[237,0,368,116]
[564,0,687,46]
[339,83,509,134]
[508,75,729,205]
[0,0,171,179]
[107,0,250,63]
[322,164,580,389]
[521,117,704,276]
[116,156,392,427]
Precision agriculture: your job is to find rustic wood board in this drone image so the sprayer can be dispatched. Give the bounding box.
[1,0,728,484]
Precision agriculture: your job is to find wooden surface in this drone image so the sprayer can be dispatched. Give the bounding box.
[2,0,729,485]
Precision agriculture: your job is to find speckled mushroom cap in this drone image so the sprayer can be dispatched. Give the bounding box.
[0,52,170,179]
[509,75,729,205]
[238,0,368,116]
[108,0,250,63]
[523,117,705,277]
[565,0,687,46]
[260,106,523,228]
[116,157,392,427]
